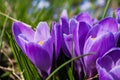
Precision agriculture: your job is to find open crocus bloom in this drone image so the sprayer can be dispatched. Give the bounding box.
[83,17,119,77]
[96,48,120,80]
[12,22,53,79]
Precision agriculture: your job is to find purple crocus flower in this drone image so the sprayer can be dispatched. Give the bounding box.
[60,9,70,57]
[115,8,120,23]
[83,17,119,77]
[63,18,78,57]
[60,9,92,79]
[12,21,53,79]
[60,9,92,58]
[96,48,120,80]
[51,21,62,60]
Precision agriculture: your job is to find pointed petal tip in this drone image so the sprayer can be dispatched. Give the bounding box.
[76,12,93,26]
[34,22,50,42]
[115,8,120,23]
[37,22,50,31]
[60,9,68,19]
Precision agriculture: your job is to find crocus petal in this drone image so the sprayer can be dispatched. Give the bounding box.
[17,34,29,53]
[87,17,118,38]
[51,22,62,60]
[69,18,78,34]
[115,8,120,23]
[60,9,68,20]
[114,32,120,46]
[116,59,120,66]
[96,61,114,80]
[63,34,73,57]
[42,37,53,61]
[60,18,70,57]
[98,17,118,34]
[73,22,90,56]
[12,22,34,52]
[84,32,115,77]
[110,66,120,79]
[96,48,120,80]
[34,22,50,42]
[60,9,69,34]
[60,18,69,34]
[103,48,120,64]
[61,39,70,57]
[25,42,52,75]
[76,12,93,26]
[97,55,114,72]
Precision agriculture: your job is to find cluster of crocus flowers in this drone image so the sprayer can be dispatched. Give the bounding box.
[12,9,120,80]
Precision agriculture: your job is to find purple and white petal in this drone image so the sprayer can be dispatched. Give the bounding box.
[60,9,68,20]
[76,12,93,26]
[12,21,34,52]
[87,17,118,38]
[96,60,114,80]
[74,22,90,56]
[110,66,120,79]
[25,42,52,75]
[69,18,78,34]
[42,37,53,61]
[96,48,120,80]
[51,22,62,60]
[34,22,50,43]
[84,32,115,77]
[115,8,120,23]
[63,34,73,57]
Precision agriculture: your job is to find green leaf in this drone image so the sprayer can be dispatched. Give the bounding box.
[67,67,75,80]
[0,14,8,48]
[0,72,11,78]
[8,34,42,80]
[102,0,112,18]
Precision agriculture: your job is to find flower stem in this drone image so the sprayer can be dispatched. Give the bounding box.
[102,0,112,18]
[0,11,18,21]
[46,53,94,80]
[0,15,8,48]
[0,11,32,28]
[71,37,74,80]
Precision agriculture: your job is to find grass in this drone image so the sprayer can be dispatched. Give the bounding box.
[0,0,120,80]
[0,0,82,79]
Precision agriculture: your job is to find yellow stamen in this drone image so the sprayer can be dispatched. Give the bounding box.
[38,41,43,45]
[91,38,96,40]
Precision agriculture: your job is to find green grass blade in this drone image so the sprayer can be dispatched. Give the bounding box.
[0,15,8,48]
[67,67,75,80]
[8,34,42,80]
[102,0,112,18]
[46,53,94,80]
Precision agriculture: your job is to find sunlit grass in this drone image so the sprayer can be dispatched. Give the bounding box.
[0,0,120,80]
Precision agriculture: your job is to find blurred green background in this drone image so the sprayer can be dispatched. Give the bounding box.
[0,0,120,80]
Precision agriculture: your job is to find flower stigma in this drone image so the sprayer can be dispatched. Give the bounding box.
[91,38,96,41]
[38,41,43,45]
